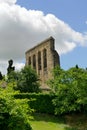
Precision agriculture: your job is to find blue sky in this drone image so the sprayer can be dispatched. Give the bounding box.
[0,0,87,74]
[17,0,87,69]
[16,0,87,32]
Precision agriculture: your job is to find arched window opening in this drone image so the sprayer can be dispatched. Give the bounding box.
[33,54,36,69]
[38,51,41,70]
[43,49,47,69]
[28,56,31,66]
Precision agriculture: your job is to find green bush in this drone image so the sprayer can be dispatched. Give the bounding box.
[14,93,55,114]
[7,66,41,93]
[0,82,32,130]
[48,66,87,115]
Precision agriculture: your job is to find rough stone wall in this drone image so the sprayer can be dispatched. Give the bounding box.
[25,36,60,88]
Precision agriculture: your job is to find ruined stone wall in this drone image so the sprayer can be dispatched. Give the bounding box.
[25,36,60,88]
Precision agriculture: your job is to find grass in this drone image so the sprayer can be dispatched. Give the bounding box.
[29,113,79,130]
[29,113,87,130]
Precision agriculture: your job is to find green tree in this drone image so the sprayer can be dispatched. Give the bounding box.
[48,66,87,115]
[0,81,32,130]
[9,66,40,93]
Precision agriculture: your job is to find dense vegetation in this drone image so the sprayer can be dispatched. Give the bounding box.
[13,65,87,116]
[48,66,87,115]
[14,93,55,114]
[8,66,41,93]
[0,62,87,129]
[0,65,41,130]
[0,82,32,130]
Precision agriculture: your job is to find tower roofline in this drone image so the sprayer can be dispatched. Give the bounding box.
[25,36,55,54]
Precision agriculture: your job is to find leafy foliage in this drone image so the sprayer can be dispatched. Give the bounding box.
[14,93,55,114]
[8,66,41,93]
[0,81,32,130]
[48,66,87,115]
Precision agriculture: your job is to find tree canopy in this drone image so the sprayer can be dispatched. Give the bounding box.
[8,66,40,93]
[48,66,87,115]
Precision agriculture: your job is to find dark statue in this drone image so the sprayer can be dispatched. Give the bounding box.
[7,59,15,74]
[75,64,79,69]
[0,71,3,80]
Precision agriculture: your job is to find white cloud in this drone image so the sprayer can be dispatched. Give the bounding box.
[14,62,25,71]
[0,2,87,74]
[0,0,17,4]
[0,61,8,75]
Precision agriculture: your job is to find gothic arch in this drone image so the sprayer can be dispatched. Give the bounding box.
[38,51,41,70]
[43,48,47,69]
[33,54,36,69]
[28,56,31,65]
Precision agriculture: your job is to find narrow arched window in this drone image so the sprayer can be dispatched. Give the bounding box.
[33,54,36,69]
[43,49,47,69]
[38,51,41,70]
[28,56,31,65]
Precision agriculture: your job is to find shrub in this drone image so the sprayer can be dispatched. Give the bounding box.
[0,82,32,130]
[7,66,41,93]
[48,66,87,115]
[14,93,55,114]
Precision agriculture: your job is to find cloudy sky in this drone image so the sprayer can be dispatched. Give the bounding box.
[0,0,87,74]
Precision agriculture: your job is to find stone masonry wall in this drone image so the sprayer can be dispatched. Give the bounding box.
[25,36,60,89]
